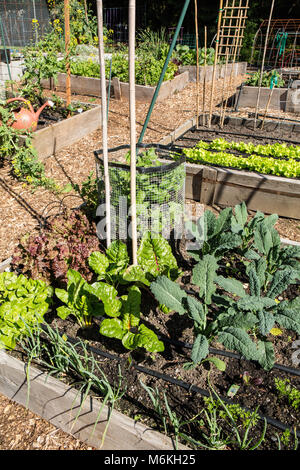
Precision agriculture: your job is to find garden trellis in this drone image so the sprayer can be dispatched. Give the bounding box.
[217,0,249,63]
[251,19,300,70]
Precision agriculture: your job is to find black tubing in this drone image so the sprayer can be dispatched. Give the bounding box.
[50,327,300,440]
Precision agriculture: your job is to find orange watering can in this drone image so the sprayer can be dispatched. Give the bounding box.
[5,97,54,131]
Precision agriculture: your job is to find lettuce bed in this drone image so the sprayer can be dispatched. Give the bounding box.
[182,139,300,179]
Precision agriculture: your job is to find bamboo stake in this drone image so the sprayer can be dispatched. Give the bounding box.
[129,0,137,265]
[261,85,275,130]
[208,0,224,128]
[96,0,111,248]
[194,0,200,129]
[64,0,71,114]
[202,25,207,125]
[220,2,243,128]
[254,0,276,129]
[219,47,229,122]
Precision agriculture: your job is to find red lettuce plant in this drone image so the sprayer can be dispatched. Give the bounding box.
[12,209,102,287]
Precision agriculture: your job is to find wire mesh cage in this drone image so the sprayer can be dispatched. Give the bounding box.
[94,144,186,243]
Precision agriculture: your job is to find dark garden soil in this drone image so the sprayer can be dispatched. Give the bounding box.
[173,121,300,148]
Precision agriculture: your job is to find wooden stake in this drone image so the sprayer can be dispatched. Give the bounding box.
[261,87,274,130]
[96,0,111,247]
[64,0,71,114]
[129,0,137,265]
[254,0,276,128]
[195,0,200,129]
[202,25,207,125]
[219,47,229,123]
[208,0,224,128]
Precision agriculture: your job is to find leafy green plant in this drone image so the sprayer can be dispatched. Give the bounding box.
[0,272,52,350]
[55,268,121,328]
[246,70,285,88]
[151,205,300,370]
[99,285,164,353]
[89,232,180,289]
[183,144,300,179]
[274,378,300,410]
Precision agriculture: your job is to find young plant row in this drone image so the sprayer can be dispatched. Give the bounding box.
[183,146,300,178]
[194,138,300,161]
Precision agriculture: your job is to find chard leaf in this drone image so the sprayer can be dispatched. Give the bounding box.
[91,282,122,317]
[55,288,69,305]
[192,255,218,304]
[137,324,164,353]
[257,340,275,371]
[57,306,73,320]
[215,275,246,298]
[150,276,187,315]
[122,331,140,350]
[106,241,129,266]
[99,318,124,340]
[88,251,109,277]
[257,310,275,336]
[137,232,178,278]
[122,265,150,286]
[218,327,258,360]
[191,334,209,364]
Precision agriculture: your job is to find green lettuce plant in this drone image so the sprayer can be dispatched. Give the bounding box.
[0,272,53,350]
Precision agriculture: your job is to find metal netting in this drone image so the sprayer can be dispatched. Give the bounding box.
[0,0,51,48]
[94,144,186,242]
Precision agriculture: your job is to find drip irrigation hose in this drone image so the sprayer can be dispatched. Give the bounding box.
[51,326,300,440]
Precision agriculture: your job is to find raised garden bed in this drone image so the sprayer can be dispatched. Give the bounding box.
[236,83,300,114]
[42,71,189,103]
[160,115,300,220]
[0,199,299,451]
[179,62,247,83]
[22,101,102,160]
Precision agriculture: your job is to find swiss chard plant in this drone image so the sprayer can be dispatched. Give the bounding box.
[55,269,122,328]
[88,231,181,288]
[99,285,164,353]
[0,272,53,350]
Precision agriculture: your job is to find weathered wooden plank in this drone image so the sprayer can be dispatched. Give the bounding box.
[200,167,217,205]
[0,257,11,273]
[185,163,300,220]
[0,350,188,450]
[112,76,121,100]
[28,105,102,160]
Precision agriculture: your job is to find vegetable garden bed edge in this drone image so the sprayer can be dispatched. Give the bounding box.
[18,103,102,160]
[42,71,189,103]
[0,349,188,450]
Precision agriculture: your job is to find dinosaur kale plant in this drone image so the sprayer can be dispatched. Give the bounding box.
[0,272,53,350]
[151,205,300,370]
